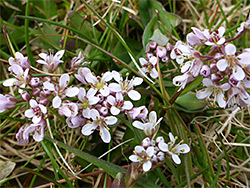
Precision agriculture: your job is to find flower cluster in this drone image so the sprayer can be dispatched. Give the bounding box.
[129,111,190,172]
[2,50,145,144]
[170,23,250,109]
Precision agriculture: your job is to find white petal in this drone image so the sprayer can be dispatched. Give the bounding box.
[132,121,145,130]
[38,52,47,60]
[217,37,225,45]
[78,88,86,101]
[202,78,214,87]
[172,154,181,164]
[66,87,79,97]
[39,104,47,114]
[100,86,110,97]
[32,115,41,124]
[87,88,97,98]
[123,101,133,110]
[216,91,227,108]
[52,96,62,108]
[85,73,97,84]
[218,27,225,37]
[139,57,148,66]
[59,107,72,117]
[81,123,97,136]
[43,81,55,91]
[3,78,17,87]
[169,132,175,143]
[25,109,35,118]
[88,96,99,105]
[149,56,157,65]
[112,70,122,83]
[109,83,122,92]
[12,64,23,75]
[233,65,245,80]
[225,44,236,55]
[181,61,191,73]
[105,116,118,125]
[143,161,152,172]
[89,109,100,120]
[128,90,141,101]
[111,106,121,115]
[135,146,144,153]
[107,95,116,105]
[150,68,158,79]
[102,71,113,82]
[238,52,250,66]
[132,77,143,86]
[196,88,213,99]
[129,155,140,162]
[176,144,190,154]
[116,92,123,101]
[217,59,228,71]
[100,126,111,143]
[158,142,169,152]
[149,111,157,124]
[59,74,70,89]
[146,146,155,157]
[37,60,47,65]
[30,99,38,108]
[54,50,65,60]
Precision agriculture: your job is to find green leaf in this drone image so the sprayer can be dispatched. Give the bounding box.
[149,29,169,46]
[31,0,57,19]
[44,136,125,177]
[175,92,207,113]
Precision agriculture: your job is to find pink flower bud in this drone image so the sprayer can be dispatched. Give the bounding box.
[210,62,218,72]
[37,96,50,106]
[211,73,222,82]
[20,91,31,101]
[141,137,151,147]
[0,94,17,113]
[146,52,154,60]
[200,65,211,77]
[161,56,169,62]
[149,42,157,49]
[156,46,167,58]
[128,106,148,119]
[66,115,86,128]
[30,77,40,87]
[229,75,240,87]
[32,88,41,96]
[157,151,165,162]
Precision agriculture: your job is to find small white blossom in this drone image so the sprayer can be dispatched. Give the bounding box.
[81,109,117,143]
[158,133,190,164]
[132,111,162,137]
[25,99,47,123]
[139,56,158,79]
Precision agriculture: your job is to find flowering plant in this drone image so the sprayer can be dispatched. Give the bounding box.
[1,1,250,187]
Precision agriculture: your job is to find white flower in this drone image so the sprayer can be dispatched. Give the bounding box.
[109,71,143,101]
[129,146,155,172]
[158,133,190,164]
[139,56,158,79]
[74,67,92,85]
[107,92,133,115]
[23,120,46,143]
[132,111,162,137]
[196,78,230,108]
[37,50,65,72]
[173,72,195,91]
[217,44,250,80]
[227,85,250,109]
[3,64,30,93]
[78,87,99,118]
[85,71,113,96]
[58,101,78,117]
[81,109,117,143]
[204,27,226,46]
[43,74,79,108]
[25,99,47,123]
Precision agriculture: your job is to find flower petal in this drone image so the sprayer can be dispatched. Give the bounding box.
[66,87,79,97]
[172,154,181,164]
[143,161,152,172]
[128,90,141,101]
[105,116,118,125]
[100,126,111,143]
[216,59,228,71]
[225,44,236,55]
[132,121,145,130]
[129,155,139,162]
[25,109,34,118]
[52,96,62,108]
[81,123,97,136]
[158,142,169,152]
[111,106,121,115]
[59,74,70,89]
